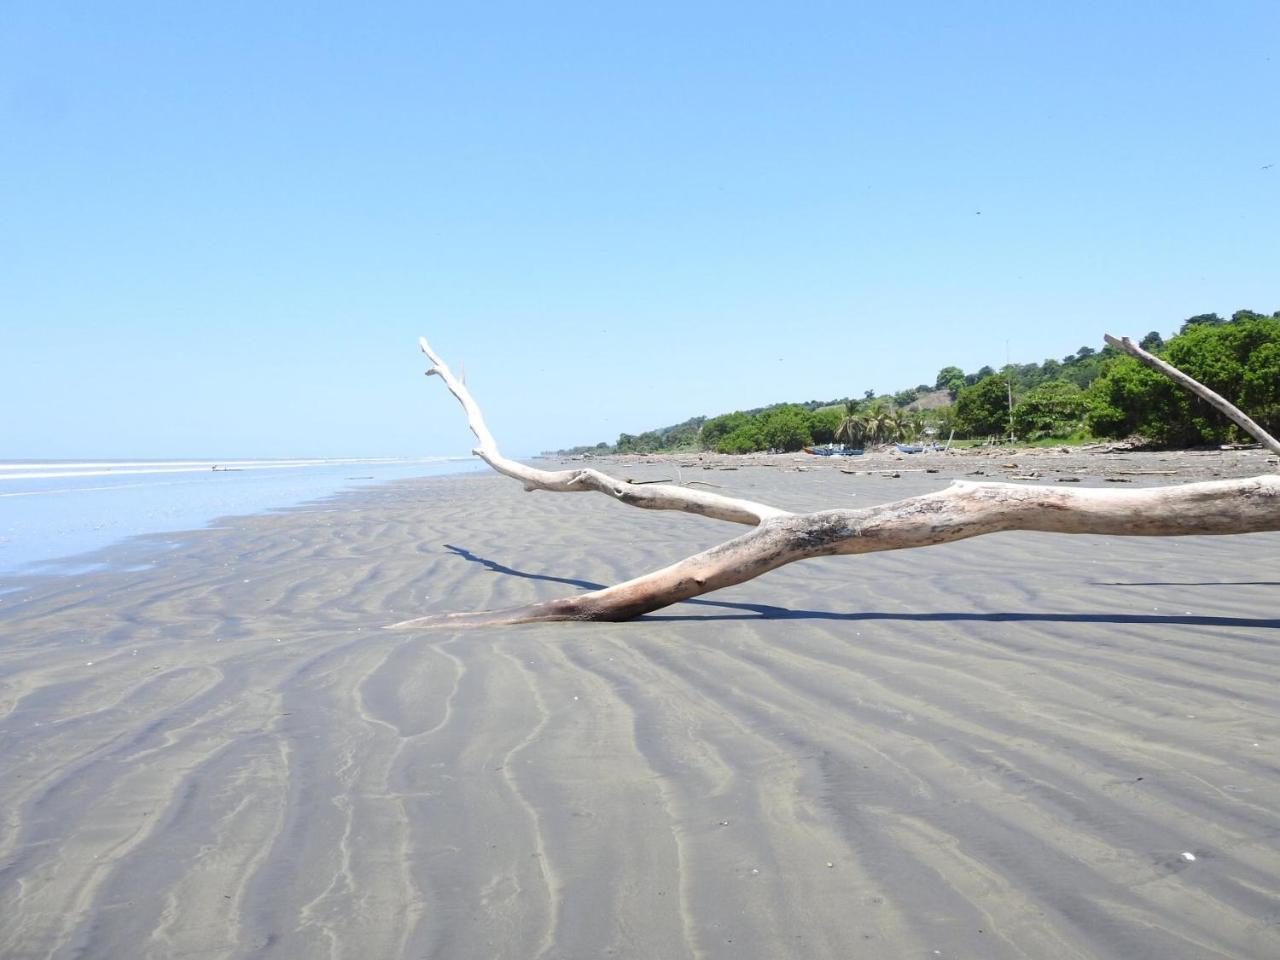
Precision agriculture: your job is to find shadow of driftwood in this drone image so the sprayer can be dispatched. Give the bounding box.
[444,544,601,591]
[641,610,1280,628]
[1094,580,1280,587]
[443,544,1280,629]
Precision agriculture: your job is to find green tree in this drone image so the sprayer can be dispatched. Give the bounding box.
[1085,358,1171,440]
[716,423,766,454]
[857,400,894,445]
[634,431,663,453]
[930,405,959,441]
[700,412,752,450]
[808,407,844,445]
[1011,381,1089,439]
[964,365,996,387]
[662,424,700,449]
[1139,331,1165,352]
[1088,314,1280,445]
[757,405,814,452]
[1232,309,1268,324]
[1241,340,1280,430]
[885,408,917,442]
[955,375,1012,437]
[1179,312,1223,335]
[833,401,863,446]
[935,366,965,392]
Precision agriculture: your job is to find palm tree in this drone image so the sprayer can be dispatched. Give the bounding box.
[886,409,911,442]
[834,400,862,447]
[862,401,893,446]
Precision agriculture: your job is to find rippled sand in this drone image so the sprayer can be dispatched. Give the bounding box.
[1,465,1278,958]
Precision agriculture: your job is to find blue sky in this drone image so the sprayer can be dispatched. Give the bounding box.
[3,1,1276,458]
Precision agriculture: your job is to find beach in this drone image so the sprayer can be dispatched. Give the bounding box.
[1,451,1278,959]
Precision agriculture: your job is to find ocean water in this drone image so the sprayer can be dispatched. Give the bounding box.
[0,456,484,579]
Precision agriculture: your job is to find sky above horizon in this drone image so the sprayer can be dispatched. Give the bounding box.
[4,1,1277,459]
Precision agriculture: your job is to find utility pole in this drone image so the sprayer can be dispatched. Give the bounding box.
[1005,339,1015,441]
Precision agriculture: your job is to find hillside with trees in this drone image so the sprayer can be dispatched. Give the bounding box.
[552,310,1280,455]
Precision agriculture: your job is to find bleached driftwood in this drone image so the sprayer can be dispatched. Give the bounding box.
[391,336,1280,628]
[415,337,785,527]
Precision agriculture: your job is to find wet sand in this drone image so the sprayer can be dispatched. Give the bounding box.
[1,455,1278,958]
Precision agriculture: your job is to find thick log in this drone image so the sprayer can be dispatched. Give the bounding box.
[392,335,1280,628]
[389,474,1280,628]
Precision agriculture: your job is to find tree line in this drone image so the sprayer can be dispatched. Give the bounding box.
[552,310,1280,455]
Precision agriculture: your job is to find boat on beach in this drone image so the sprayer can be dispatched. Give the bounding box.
[803,446,864,457]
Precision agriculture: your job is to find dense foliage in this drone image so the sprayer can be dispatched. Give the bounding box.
[552,309,1279,455]
[1087,312,1280,445]
[1010,381,1090,440]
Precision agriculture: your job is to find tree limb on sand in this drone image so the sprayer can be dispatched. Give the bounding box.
[391,336,1280,628]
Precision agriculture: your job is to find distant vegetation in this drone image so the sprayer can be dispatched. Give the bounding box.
[552,310,1280,455]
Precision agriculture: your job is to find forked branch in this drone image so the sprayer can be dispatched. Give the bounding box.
[392,335,1280,628]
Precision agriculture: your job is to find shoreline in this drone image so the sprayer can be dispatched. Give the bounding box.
[548,443,1279,484]
[5,443,1274,598]
[1,463,1277,957]
[0,457,486,582]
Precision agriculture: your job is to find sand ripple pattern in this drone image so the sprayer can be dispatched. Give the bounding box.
[0,469,1278,958]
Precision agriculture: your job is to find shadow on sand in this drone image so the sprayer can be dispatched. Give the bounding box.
[443,544,1280,629]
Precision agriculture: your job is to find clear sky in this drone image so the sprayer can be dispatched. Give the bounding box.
[3,1,1277,459]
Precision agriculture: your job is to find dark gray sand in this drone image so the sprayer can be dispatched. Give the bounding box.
[1,450,1278,958]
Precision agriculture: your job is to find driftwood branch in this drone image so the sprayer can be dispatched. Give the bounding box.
[419,337,787,526]
[393,335,1280,628]
[1104,334,1280,456]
